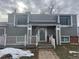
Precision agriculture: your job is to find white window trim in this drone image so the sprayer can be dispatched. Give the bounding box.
[71,15,73,26]
[15,22,28,27]
[60,25,72,27]
[15,25,28,27]
[59,15,73,27]
[61,36,70,43]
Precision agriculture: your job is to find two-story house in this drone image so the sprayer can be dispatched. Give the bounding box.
[0,12,78,48]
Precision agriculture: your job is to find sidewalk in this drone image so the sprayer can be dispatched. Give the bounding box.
[38,49,59,59]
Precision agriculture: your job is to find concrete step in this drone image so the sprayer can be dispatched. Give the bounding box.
[38,42,48,44]
[38,42,53,49]
[38,44,52,46]
[38,45,53,49]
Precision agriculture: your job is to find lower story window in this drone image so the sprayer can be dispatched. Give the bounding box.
[16,36,25,43]
[61,36,70,43]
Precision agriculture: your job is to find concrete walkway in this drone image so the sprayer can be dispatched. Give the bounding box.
[39,49,59,59]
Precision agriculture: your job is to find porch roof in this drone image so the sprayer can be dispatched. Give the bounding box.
[31,23,58,26]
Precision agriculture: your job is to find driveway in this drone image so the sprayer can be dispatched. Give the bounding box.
[39,49,59,59]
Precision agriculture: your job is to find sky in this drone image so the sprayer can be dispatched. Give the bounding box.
[0,0,79,26]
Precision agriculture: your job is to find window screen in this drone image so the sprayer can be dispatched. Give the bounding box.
[60,15,71,25]
[16,15,27,25]
[61,36,69,43]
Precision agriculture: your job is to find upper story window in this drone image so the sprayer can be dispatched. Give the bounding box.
[60,15,71,26]
[15,14,28,25]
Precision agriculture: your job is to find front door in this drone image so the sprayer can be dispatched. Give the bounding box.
[38,28,47,42]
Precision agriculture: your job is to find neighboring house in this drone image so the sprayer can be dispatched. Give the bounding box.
[0,12,78,48]
[77,27,79,42]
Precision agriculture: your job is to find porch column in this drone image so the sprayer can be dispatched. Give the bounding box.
[30,26,32,44]
[59,26,61,45]
[24,34,26,46]
[27,25,32,44]
[4,27,7,46]
[56,25,61,45]
[56,26,58,45]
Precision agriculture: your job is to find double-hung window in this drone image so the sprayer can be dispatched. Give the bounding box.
[61,36,70,43]
[60,15,72,26]
[16,36,25,43]
[15,14,28,25]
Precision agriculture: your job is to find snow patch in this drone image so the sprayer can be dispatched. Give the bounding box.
[0,48,34,59]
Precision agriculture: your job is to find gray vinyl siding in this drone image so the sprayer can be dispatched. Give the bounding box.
[6,26,27,36]
[61,15,77,36]
[8,14,78,37]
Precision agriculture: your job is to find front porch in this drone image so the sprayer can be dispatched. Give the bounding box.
[0,25,61,48]
[32,26,56,43]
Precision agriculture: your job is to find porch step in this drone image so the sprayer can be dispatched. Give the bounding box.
[38,42,53,49]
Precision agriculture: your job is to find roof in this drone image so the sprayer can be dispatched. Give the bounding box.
[9,12,77,16]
